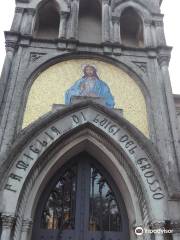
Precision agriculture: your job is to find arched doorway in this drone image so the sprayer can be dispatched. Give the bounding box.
[32,153,129,240]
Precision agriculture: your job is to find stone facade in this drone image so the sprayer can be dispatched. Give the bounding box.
[0,0,180,239]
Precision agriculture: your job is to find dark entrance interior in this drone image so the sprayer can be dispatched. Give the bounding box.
[32,153,129,240]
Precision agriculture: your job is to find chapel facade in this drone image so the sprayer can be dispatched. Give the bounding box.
[0,0,180,240]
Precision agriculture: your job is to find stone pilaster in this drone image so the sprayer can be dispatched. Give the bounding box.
[0,214,16,240]
[20,219,33,240]
[67,0,78,39]
[102,0,110,43]
[158,48,180,189]
[11,7,24,32]
[59,11,69,39]
[24,8,36,35]
[112,15,121,44]
[144,20,153,47]
[171,221,180,240]
[154,20,166,46]
[150,221,166,240]
[0,32,18,110]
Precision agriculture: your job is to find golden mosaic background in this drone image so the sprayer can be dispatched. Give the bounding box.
[23,59,149,136]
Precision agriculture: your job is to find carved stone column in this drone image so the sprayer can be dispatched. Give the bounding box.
[20,219,33,240]
[24,8,36,35]
[144,20,153,47]
[150,222,166,240]
[11,7,24,32]
[59,11,69,39]
[102,0,110,43]
[0,214,16,240]
[158,49,180,186]
[172,221,180,240]
[155,21,166,46]
[112,16,121,44]
[67,0,78,39]
[0,32,18,110]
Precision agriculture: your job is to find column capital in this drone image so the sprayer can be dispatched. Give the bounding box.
[1,214,16,229]
[22,219,33,232]
[171,221,180,233]
[154,20,164,27]
[144,19,152,26]
[26,8,36,16]
[158,48,172,67]
[149,221,166,230]
[60,11,70,19]
[4,31,19,52]
[112,15,120,23]
[15,7,24,14]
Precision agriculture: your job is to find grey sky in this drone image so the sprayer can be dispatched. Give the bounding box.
[0,1,179,93]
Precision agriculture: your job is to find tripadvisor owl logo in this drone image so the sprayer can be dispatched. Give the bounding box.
[135,227,144,236]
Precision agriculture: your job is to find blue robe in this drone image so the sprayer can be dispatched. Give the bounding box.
[65,77,115,108]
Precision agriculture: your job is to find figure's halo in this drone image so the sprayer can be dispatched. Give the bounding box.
[81,64,98,72]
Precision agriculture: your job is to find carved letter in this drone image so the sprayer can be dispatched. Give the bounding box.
[100,118,108,127]
[4,184,16,192]
[72,114,79,124]
[119,135,129,142]
[16,161,29,171]
[51,126,61,135]
[129,145,137,155]
[109,125,118,134]
[37,139,47,147]
[125,141,134,148]
[137,158,148,165]
[9,173,23,182]
[144,171,155,178]
[153,193,164,200]
[140,164,152,171]
[44,131,54,140]
[93,114,100,123]
[29,145,40,154]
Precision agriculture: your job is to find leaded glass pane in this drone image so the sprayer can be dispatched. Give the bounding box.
[41,166,77,230]
[89,166,122,232]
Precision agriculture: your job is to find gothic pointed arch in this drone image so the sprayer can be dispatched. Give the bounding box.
[0,101,169,240]
[34,0,60,39]
[120,7,144,47]
[78,0,102,43]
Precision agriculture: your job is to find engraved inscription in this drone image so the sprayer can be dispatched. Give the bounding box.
[4,111,164,200]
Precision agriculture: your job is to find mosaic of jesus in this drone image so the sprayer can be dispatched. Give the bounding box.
[65,64,115,108]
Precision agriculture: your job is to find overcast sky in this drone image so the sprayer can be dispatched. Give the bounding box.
[0,1,179,93]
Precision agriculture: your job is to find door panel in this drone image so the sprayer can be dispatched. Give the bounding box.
[32,153,129,240]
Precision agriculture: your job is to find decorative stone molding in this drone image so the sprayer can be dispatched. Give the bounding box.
[171,221,180,233]
[5,41,18,52]
[149,221,166,230]
[29,52,46,63]
[133,61,147,74]
[154,20,164,27]
[144,19,152,27]
[112,15,120,23]
[22,219,33,232]
[15,7,24,14]
[158,48,172,67]
[26,8,36,16]
[1,214,16,229]
[4,31,19,52]
[158,54,170,68]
